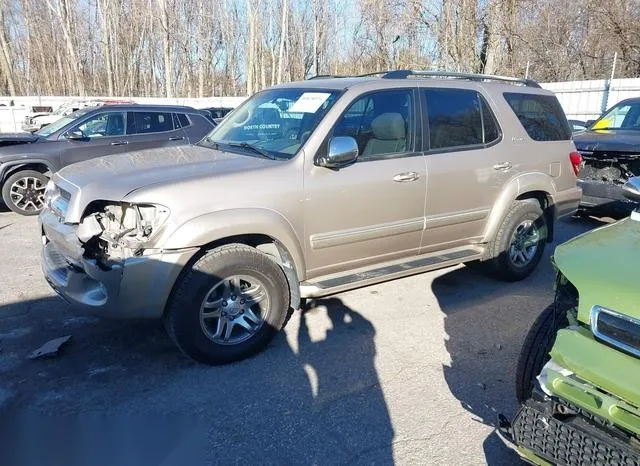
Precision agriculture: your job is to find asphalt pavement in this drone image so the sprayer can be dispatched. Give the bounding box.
[0,208,606,465]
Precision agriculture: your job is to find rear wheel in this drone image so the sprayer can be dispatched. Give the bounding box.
[164,244,290,365]
[2,170,48,216]
[484,200,547,281]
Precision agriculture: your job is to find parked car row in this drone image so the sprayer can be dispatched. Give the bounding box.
[20,101,235,133]
[5,71,640,464]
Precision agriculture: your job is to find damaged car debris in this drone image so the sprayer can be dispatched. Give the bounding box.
[501,178,640,465]
[575,97,640,213]
[77,202,170,264]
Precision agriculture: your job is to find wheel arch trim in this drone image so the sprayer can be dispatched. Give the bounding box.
[482,172,557,243]
[163,208,306,280]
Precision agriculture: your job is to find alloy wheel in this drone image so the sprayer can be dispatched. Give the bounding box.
[199,274,270,345]
[508,220,540,268]
[9,176,46,212]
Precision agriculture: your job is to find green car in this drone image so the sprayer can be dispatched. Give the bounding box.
[501,178,640,465]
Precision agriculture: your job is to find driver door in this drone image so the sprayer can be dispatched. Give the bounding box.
[59,111,130,166]
[303,87,427,278]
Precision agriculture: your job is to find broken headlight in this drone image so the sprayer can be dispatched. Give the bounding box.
[77,202,170,261]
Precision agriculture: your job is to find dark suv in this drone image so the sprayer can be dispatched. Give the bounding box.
[0,105,213,215]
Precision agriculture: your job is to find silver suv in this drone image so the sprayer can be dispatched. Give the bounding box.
[40,71,582,364]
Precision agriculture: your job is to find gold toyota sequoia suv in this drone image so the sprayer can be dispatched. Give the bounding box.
[40,71,582,364]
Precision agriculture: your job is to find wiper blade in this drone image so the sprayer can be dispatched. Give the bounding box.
[226,142,276,160]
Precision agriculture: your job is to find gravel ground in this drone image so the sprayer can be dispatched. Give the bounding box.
[0,208,605,465]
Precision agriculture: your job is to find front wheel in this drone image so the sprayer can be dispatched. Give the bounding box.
[164,244,291,365]
[515,303,569,402]
[1,170,49,215]
[484,200,547,282]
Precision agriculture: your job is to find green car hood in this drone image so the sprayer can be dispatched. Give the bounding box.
[554,217,640,324]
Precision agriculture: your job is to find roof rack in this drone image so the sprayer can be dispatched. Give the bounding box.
[307,71,393,80]
[307,70,540,88]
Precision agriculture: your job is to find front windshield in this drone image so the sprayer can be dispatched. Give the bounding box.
[203,88,341,159]
[591,101,640,130]
[35,107,93,137]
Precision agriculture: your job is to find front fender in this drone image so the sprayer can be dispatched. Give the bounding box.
[0,158,57,182]
[482,172,556,243]
[162,208,306,278]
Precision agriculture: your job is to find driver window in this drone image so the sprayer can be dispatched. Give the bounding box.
[76,112,126,138]
[332,89,414,160]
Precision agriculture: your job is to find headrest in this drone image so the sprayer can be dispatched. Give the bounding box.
[371,113,406,140]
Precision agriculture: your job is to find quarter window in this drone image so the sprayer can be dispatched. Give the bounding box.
[332,89,414,160]
[503,93,571,141]
[75,112,126,138]
[127,111,175,134]
[175,113,190,128]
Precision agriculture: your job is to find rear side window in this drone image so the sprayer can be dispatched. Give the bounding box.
[424,89,501,150]
[127,111,175,134]
[503,93,571,141]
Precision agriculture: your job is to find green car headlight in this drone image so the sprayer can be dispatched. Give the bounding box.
[591,305,640,358]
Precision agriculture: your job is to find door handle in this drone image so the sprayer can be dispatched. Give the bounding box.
[493,161,512,170]
[169,136,184,141]
[110,141,129,146]
[393,172,420,182]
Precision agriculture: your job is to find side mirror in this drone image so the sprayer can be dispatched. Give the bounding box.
[65,130,84,140]
[585,120,596,128]
[318,136,359,169]
[622,177,640,203]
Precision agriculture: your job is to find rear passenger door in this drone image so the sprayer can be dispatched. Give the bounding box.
[125,111,187,153]
[420,87,508,252]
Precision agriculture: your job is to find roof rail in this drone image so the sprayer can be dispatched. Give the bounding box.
[306,70,540,88]
[307,71,395,80]
[382,70,540,87]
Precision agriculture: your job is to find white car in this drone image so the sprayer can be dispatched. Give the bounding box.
[22,101,85,132]
[21,99,134,132]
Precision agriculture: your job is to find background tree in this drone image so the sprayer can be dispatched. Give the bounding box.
[0,0,637,97]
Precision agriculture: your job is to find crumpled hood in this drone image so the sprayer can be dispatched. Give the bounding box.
[55,144,274,222]
[554,217,640,323]
[574,130,640,154]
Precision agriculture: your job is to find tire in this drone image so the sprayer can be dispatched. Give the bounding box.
[1,170,49,216]
[515,303,569,402]
[484,200,547,282]
[164,244,290,365]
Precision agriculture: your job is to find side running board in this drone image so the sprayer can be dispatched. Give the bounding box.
[300,247,482,298]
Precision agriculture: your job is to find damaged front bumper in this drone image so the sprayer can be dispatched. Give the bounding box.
[40,209,197,319]
[502,328,640,465]
[504,395,640,466]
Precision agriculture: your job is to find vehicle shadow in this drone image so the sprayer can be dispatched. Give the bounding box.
[430,216,606,465]
[0,294,394,464]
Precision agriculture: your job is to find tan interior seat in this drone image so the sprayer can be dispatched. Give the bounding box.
[361,112,406,156]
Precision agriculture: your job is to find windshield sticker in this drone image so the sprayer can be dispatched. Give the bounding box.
[288,92,331,113]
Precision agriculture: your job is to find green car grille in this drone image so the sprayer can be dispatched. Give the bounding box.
[512,399,640,466]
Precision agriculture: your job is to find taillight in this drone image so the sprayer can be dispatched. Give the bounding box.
[569,151,582,176]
